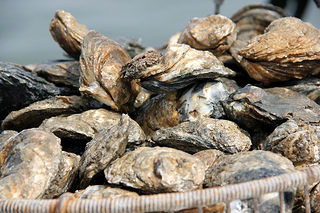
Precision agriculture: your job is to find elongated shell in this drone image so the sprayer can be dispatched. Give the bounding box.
[50,10,88,59]
[79,30,133,111]
[238,17,320,83]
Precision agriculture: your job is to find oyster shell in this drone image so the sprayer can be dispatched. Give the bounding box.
[104,146,205,193]
[121,43,235,92]
[177,14,237,56]
[0,62,74,120]
[0,129,62,199]
[204,150,295,212]
[74,185,138,199]
[79,114,146,188]
[33,59,80,89]
[238,17,320,83]
[151,118,251,154]
[262,119,320,166]
[49,10,88,59]
[79,30,133,111]
[2,96,90,131]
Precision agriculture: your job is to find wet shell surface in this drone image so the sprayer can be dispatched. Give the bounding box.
[238,17,320,83]
[177,14,237,55]
[49,10,88,59]
[121,43,235,92]
[79,30,133,111]
[104,146,205,193]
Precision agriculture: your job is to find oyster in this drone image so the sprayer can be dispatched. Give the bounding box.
[0,62,74,120]
[204,150,295,212]
[79,30,133,111]
[238,17,320,83]
[104,146,205,193]
[49,10,88,59]
[262,119,320,166]
[2,96,90,131]
[151,118,251,154]
[177,14,236,56]
[193,149,224,171]
[33,59,81,89]
[121,43,235,92]
[74,185,138,199]
[0,129,62,199]
[79,114,146,188]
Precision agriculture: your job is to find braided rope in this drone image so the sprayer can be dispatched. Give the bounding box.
[1,165,320,213]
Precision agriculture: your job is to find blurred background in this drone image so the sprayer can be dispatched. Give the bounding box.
[1,0,319,65]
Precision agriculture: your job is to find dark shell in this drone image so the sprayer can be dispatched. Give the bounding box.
[238,17,320,83]
[151,118,251,154]
[74,185,139,199]
[33,59,80,89]
[0,129,62,199]
[177,15,237,56]
[104,146,205,193]
[121,43,235,93]
[49,10,88,59]
[0,62,74,120]
[262,119,320,166]
[79,114,146,188]
[2,96,90,131]
[79,31,133,111]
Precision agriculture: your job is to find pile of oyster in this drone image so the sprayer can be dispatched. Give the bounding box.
[1,4,320,212]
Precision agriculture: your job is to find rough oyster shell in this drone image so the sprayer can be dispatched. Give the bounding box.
[151,118,251,154]
[79,30,133,111]
[74,185,138,199]
[104,146,205,193]
[49,10,88,59]
[238,17,320,83]
[177,15,237,56]
[79,114,146,188]
[121,43,235,92]
[262,119,320,166]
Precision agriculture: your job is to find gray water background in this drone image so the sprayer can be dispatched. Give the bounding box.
[1,0,320,65]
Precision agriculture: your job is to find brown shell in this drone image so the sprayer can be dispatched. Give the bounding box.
[79,30,133,111]
[177,15,236,56]
[49,10,88,59]
[238,17,320,83]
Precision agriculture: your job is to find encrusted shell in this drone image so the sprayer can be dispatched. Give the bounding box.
[238,17,320,83]
[177,14,237,56]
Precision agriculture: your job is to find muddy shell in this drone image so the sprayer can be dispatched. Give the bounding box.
[79,114,146,188]
[74,185,139,199]
[177,14,237,55]
[262,119,320,166]
[238,17,320,83]
[80,30,134,112]
[49,10,88,59]
[121,43,235,92]
[0,129,62,199]
[2,96,90,131]
[104,146,205,193]
[151,118,251,154]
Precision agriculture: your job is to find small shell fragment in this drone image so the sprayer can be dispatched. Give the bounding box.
[105,146,205,193]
